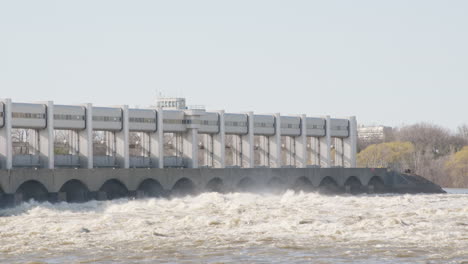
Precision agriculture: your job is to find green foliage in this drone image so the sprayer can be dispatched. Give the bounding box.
[447,146,468,170]
[446,146,468,187]
[54,146,69,155]
[358,141,415,170]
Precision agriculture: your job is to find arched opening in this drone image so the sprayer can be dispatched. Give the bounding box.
[344,176,364,194]
[138,179,165,197]
[267,177,286,193]
[16,180,49,202]
[171,178,196,196]
[368,176,386,193]
[237,177,257,192]
[206,178,224,193]
[319,176,339,194]
[59,180,90,203]
[99,179,128,200]
[293,176,314,192]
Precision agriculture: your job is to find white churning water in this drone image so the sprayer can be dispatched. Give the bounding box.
[0,191,467,264]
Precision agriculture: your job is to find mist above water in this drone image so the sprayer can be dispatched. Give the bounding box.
[0,191,466,264]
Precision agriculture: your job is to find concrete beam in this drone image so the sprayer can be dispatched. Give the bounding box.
[183,128,199,168]
[38,101,54,169]
[241,112,254,168]
[79,103,93,168]
[319,115,331,168]
[115,105,129,168]
[269,113,282,168]
[344,116,357,167]
[213,110,225,168]
[296,114,307,168]
[0,99,12,169]
[150,108,164,168]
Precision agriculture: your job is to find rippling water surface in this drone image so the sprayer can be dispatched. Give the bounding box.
[0,191,467,264]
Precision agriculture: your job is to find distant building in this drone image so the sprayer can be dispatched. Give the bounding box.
[155,97,205,111]
[358,125,393,142]
[156,97,187,110]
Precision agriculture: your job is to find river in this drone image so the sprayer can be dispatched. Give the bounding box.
[0,190,467,263]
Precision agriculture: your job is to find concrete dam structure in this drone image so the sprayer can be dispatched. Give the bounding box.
[0,98,444,206]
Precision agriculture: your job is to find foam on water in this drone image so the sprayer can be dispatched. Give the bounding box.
[0,191,467,263]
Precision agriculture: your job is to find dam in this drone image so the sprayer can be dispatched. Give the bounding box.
[0,98,443,206]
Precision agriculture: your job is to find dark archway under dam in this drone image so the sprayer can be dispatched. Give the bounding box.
[237,177,258,192]
[206,177,225,193]
[293,176,315,192]
[137,179,166,198]
[368,176,386,193]
[171,178,196,196]
[319,176,340,194]
[344,176,365,195]
[59,180,90,203]
[16,180,49,203]
[99,179,129,200]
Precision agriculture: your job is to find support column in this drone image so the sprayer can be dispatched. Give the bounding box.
[269,113,282,168]
[344,116,357,168]
[213,110,225,168]
[78,103,93,168]
[0,98,12,169]
[38,101,54,169]
[241,112,254,168]
[319,115,331,168]
[150,108,164,168]
[182,110,203,168]
[334,138,344,167]
[183,128,198,168]
[296,114,307,168]
[115,105,129,168]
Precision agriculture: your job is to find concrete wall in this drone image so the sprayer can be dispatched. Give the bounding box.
[0,167,388,194]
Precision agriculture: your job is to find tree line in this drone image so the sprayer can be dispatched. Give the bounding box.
[358,123,468,188]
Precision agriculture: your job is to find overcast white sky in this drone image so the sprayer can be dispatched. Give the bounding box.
[0,1,467,130]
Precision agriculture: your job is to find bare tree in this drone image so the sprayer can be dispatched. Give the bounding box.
[12,129,32,154]
[457,124,468,143]
[54,130,71,155]
[11,128,29,143]
[391,122,467,187]
[395,123,464,158]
